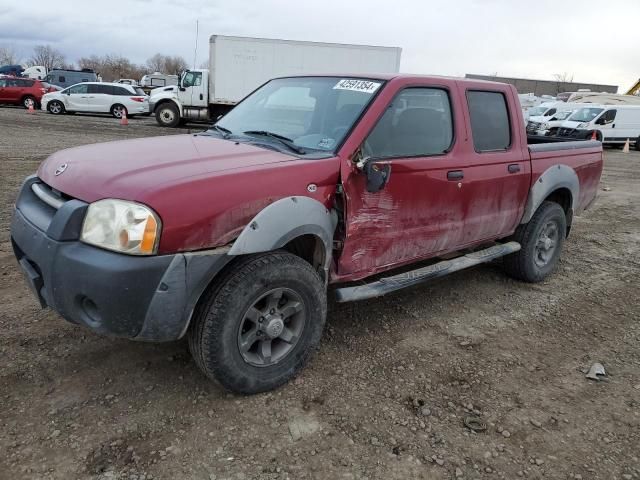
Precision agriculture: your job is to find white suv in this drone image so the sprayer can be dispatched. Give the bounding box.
[41,82,149,118]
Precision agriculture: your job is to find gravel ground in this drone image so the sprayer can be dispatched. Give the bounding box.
[0,106,639,480]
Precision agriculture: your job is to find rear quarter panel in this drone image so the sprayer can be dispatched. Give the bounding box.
[529,145,603,213]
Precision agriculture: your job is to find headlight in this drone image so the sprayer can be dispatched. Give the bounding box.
[577,122,590,129]
[81,199,161,255]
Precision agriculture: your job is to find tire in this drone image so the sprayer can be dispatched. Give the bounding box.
[504,201,567,283]
[188,251,326,394]
[47,100,65,115]
[635,136,640,152]
[22,96,37,109]
[111,104,127,118]
[155,102,180,127]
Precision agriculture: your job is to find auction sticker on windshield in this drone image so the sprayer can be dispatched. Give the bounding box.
[333,79,381,94]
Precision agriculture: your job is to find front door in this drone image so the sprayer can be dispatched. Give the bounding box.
[178,71,207,108]
[64,83,89,111]
[338,86,468,278]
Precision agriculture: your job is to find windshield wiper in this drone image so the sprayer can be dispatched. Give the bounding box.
[211,124,232,139]
[243,130,305,155]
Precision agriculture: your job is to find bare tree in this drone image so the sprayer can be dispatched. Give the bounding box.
[553,72,574,83]
[164,55,188,75]
[146,53,165,72]
[0,46,19,65]
[146,53,188,75]
[28,45,66,71]
[79,54,146,81]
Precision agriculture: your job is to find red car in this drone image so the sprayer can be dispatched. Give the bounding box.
[11,74,603,393]
[0,76,55,108]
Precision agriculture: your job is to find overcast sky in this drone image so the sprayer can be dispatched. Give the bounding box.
[2,0,639,91]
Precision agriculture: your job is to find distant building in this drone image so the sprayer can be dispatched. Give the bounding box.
[465,74,618,96]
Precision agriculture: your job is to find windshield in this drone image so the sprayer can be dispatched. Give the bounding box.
[568,107,604,122]
[215,77,383,153]
[554,110,573,120]
[527,106,548,116]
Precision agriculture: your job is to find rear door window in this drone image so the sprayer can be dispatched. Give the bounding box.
[466,91,511,152]
[113,86,131,96]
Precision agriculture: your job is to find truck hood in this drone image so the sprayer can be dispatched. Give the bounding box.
[38,134,293,203]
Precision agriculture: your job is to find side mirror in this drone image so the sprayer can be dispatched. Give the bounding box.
[595,117,606,125]
[363,161,391,193]
[179,87,186,92]
[353,148,391,193]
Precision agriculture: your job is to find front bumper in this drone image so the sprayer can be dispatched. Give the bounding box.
[10,176,230,341]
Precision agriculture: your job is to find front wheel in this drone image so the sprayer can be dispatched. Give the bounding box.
[188,252,327,394]
[47,100,65,115]
[155,102,180,127]
[504,201,567,283]
[635,136,640,152]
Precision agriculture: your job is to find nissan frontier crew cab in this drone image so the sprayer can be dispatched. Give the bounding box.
[11,74,604,394]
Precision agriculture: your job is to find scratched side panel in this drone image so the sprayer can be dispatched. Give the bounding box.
[338,160,467,279]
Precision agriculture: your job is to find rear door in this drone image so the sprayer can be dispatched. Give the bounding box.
[457,87,531,242]
[87,84,112,112]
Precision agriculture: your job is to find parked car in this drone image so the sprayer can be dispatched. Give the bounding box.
[0,77,55,108]
[11,74,603,394]
[0,64,23,76]
[41,82,149,118]
[554,105,640,148]
[43,68,98,89]
[527,109,576,136]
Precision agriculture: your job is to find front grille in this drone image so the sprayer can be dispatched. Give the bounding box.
[526,121,541,134]
[557,127,576,137]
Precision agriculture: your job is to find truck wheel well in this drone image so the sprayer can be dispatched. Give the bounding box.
[544,187,573,234]
[282,234,326,280]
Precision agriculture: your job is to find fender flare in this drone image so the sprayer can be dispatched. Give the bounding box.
[521,164,579,224]
[228,196,337,279]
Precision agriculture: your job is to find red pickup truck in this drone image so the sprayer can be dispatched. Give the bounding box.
[11,74,603,393]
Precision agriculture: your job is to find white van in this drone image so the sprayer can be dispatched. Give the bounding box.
[556,105,640,148]
[526,102,583,135]
[524,101,560,122]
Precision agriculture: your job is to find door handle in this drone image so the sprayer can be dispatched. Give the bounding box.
[508,164,521,173]
[200,93,203,100]
[447,170,464,181]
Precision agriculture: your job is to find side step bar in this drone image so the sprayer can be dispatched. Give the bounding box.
[335,241,521,302]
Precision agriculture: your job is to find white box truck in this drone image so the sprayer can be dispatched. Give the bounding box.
[151,35,402,127]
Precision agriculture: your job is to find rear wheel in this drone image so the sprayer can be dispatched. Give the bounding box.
[47,100,65,115]
[155,102,180,127]
[504,201,567,283]
[635,135,640,152]
[188,252,326,394]
[111,104,127,118]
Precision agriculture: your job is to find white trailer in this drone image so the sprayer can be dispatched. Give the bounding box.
[152,35,402,127]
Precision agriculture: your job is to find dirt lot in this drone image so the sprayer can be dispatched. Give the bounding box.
[0,106,639,480]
